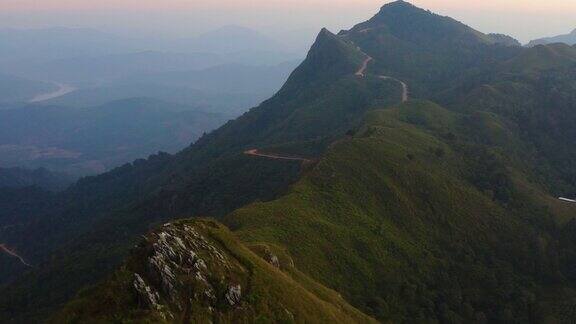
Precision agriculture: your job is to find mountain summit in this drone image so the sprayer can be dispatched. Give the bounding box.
[351,0,491,46]
[339,0,521,97]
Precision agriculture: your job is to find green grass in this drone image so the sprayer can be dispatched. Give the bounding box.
[224,101,575,322]
[52,219,376,324]
[51,98,576,323]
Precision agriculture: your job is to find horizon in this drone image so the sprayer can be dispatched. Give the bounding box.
[0,0,574,44]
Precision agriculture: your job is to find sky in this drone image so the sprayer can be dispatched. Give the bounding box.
[0,0,574,43]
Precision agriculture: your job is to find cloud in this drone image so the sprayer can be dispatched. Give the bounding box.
[0,0,343,11]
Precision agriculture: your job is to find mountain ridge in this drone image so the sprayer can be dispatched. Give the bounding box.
[528,28,576,47]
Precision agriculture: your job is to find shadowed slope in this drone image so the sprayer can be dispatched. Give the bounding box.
[52,220,376,324]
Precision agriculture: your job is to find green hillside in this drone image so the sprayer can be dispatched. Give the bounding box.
[339,0,523,97]
[59,100,576,322]
[225,101,576,322]
[52,219,375,323]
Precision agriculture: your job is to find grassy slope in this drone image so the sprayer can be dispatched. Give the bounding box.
[53,99,576,323]
[52,219,375,324]
[225,101,575,322]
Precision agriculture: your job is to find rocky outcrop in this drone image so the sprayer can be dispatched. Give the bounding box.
[53,219,377,323]
[133,273,162,312]
[130,221,248,320]
[224,284,242,306]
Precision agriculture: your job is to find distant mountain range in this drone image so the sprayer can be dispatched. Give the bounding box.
[40,60,300,118]
[115,61,300,97]
[528,28,576,46]
[0,167,72,191]
[11,51,226,86]
[171,25,285,53]
[0,25,304,114]
[0,25,303,73]
[0,98,227,176]
[0,27,139,64]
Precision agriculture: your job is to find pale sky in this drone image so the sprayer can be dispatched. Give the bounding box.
[0,0,574,43]
[1,0,575,12]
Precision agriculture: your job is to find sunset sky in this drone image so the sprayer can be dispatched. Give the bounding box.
[0,0,574,43]
[1,0,575,11]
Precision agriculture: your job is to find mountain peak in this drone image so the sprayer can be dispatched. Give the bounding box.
[378,0,420,13]
[382,0,414,8]
[285,27,364,85]
[318,27,333,38]
[351,0,491,48]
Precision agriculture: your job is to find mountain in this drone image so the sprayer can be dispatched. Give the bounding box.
[173,25,285,54]
[0,26,394,322]
[488,33,521,47]
[4,1,576,323]
[45,60,301,117]
[0,26,302,87]
[0,27,143,66]
[0,26,302,89]
[528,28,576,47]
[0,98,227,176]
[52,219,375,323]
[12,51,226,87]
[0,167,72,191]
[337,0,522,97]
[0,73,57,104]
[116,61,300,97]
[42,84,263,117]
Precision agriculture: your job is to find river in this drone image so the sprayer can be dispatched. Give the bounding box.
[29,82,76,103]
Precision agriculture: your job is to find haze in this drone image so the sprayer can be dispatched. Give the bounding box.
[0,0,574,43]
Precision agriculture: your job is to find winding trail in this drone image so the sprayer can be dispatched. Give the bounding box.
[244,50,409,161]
[355,57,373,78]
[244,149,312,163]
[356,55,409,103]
[378,76,409,103]
[0,244,31,267]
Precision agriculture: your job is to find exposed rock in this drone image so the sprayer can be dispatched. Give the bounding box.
[55,220,378,323]
[225,284,242,306]
[265,249,281,268]
[130,222,248,318]
[133,273,161,311]
[269,254,280,268]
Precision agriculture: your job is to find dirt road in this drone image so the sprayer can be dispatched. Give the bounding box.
[0,244,31,267]
[378,76,409,103]
[355,54,409,103]
[355,57,373,77]
[244,149,312,162]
